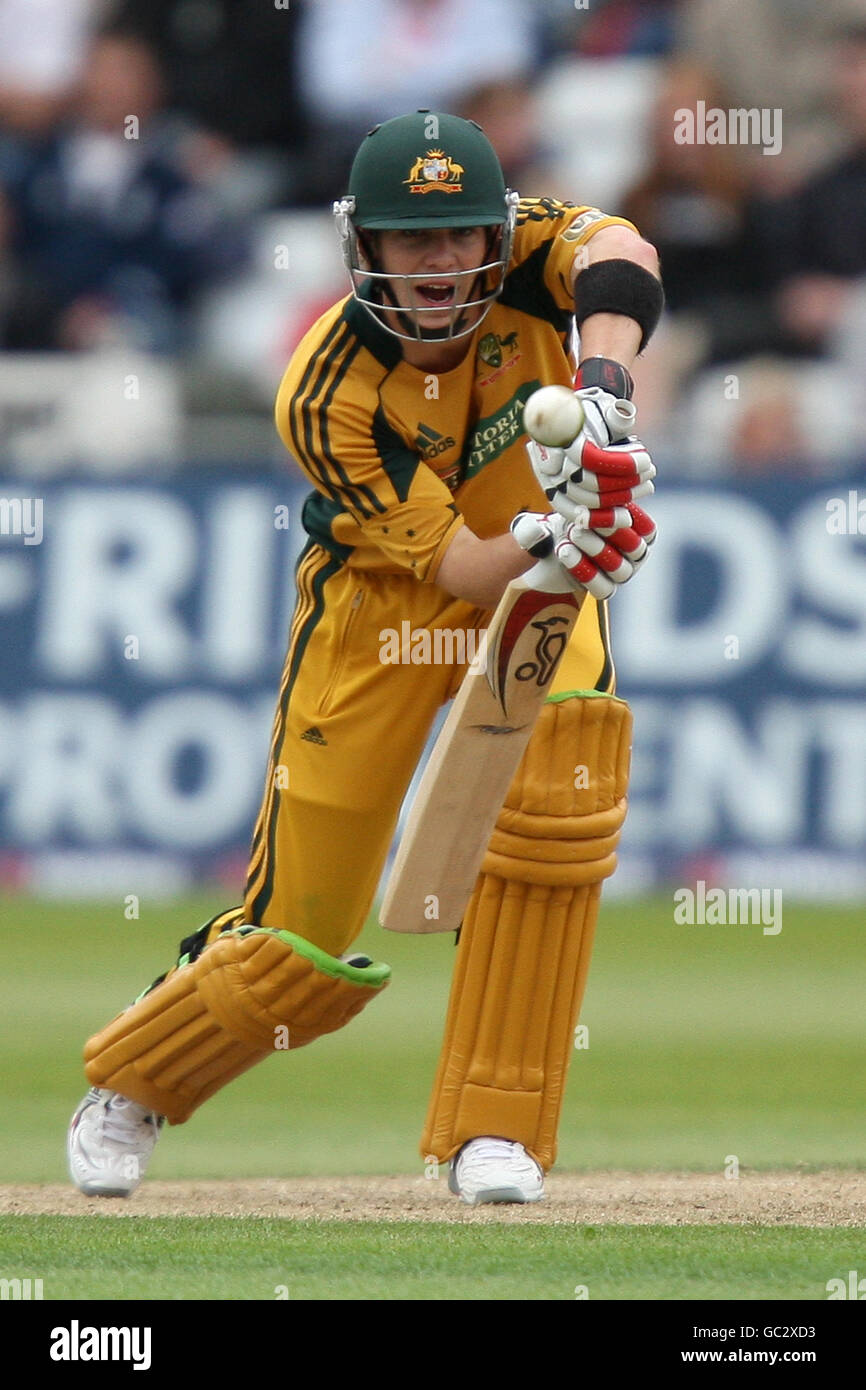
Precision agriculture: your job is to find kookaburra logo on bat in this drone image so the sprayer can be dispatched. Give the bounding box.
[515,616,571,686]
[490,589,580,711]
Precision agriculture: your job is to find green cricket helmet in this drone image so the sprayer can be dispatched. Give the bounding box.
[333,110,519,343]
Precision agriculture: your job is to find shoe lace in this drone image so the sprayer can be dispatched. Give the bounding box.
[459,1138,541,1181]
[470,1138,519,1159]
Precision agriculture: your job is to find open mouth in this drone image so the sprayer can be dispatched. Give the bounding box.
[416,283,456,307]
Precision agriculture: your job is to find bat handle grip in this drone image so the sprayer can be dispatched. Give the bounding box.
[603,398,637,442]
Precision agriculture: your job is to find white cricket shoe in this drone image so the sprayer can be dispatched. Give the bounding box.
[448,1137,545,1206]
[67,1087,163,1197]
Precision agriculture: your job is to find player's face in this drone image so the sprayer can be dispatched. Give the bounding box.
[374,226,493,334]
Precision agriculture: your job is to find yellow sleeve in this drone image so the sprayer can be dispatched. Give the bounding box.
[512,197,640,314]
[276,372,464,582]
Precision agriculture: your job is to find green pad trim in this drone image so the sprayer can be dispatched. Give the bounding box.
[231,927,391,989]
[545,688,629,706]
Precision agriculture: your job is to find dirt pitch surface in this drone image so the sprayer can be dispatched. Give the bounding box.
[3,1171,865,1224]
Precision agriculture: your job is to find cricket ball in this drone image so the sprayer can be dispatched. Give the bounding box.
[522,385,585,448]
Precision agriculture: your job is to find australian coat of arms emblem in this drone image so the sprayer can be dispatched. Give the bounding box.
[404,149,465,194]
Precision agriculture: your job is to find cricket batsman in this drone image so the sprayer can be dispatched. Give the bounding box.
[67,111,663,1205]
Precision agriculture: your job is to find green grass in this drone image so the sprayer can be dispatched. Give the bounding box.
[3,895,864,1305]
[1,1217,861,1301]
[1,894,864,1181]
[1,1216,861,1301]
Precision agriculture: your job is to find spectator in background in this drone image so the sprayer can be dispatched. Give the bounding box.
[678,0,866,191]
[456,77,553,195]
[633,34,866,475]
[0,0,100,136]
[773,24,866,357]
[616,57,866,469]
[534,0,677,59]
[572,0,678,58]
[295,0,541,201]
[1,32,250,352]
[0,187,57,347]
[619,60,782,432]
[101,0,307,208]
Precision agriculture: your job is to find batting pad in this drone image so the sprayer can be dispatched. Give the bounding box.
[421,692,631,1171]
[84,928,390,1124]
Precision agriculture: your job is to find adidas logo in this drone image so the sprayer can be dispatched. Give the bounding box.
[415,423,455,460]
[301,726,327,745]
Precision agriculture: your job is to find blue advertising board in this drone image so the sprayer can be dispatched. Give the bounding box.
[0,465,864,899]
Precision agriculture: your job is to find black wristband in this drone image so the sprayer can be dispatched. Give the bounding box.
[575,356,635,400]
[573,257,664,353]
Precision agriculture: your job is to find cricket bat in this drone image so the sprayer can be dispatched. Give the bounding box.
[379,574,585,934]
[379,384,637,936]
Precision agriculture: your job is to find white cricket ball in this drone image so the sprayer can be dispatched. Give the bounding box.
[522,385,585,448]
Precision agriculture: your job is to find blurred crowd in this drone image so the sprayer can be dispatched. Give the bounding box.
[0,0,865,471]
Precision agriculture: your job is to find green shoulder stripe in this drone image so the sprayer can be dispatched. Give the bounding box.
[294,323,378,521]
[499,242,572,333]
[371,402,422,504]
[344,293,403,371]
[315,333,387,520]
[287,316,347,508]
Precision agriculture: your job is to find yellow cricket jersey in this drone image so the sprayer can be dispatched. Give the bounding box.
[275,198,637,583]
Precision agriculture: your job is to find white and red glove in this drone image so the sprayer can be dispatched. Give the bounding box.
[511,505,656,602]
[526,385,656,525]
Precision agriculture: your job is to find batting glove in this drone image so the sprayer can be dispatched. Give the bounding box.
[511,504,657,602]
[526,386,656,524]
